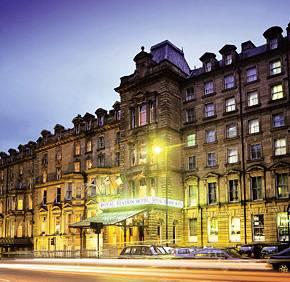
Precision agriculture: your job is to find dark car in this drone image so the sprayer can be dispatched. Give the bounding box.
[238,243,266,259]
[268,247,290,272]
[261,244,289,258]
[119,245,172,259]
[192,248,243,260]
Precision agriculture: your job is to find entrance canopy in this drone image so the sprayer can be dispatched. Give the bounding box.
[70,209,145,228]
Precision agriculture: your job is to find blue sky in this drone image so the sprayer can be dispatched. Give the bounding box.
[0,0,289,152]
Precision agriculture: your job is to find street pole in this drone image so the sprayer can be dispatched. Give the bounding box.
[165,148,168,247]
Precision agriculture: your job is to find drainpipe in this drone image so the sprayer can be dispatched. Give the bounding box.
[237,68,247,244]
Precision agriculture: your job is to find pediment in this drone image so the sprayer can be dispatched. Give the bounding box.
[269,161,290,170]
[246,164,266,172]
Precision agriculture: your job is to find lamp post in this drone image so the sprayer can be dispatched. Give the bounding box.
[153,145,168,246]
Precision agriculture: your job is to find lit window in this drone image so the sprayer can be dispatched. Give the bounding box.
[187,134,196,147]
[248,119,260,134]
[204,80,214,95]
[272,113,285,128]
[185,87,194,101]
[74,161,80,172]
[139,143,147,164]
[251,176,262,200]
[86,159,92,170]
[230,217,240,242]
[250,144,262,160]
[207,152,216,167]
[246,67,257,82]
[252,215,265,242]
[270,60,281,75]
[274,138,286,155]
[139,104,147,126]
[149,100,156,123]
[17,197,23,210]
[188,218,198,242]
[205,103,215,118]
[269,38,278,50]
[75,143,81,156]
[206,129,216,143]
[226,124,237,138]
[208,217,218,242]
[75,184,82,199]
[247,91,259,107]
[225,97,236,112]
[185,108,195,123]
[205,61,212,72]
[42,171,47,183]
[227,148,238,164]
[224,74,235,89]
[271,84,284,100]
[56,167,61,180]
[225,54,232,65]
[86,140,92,152]
[276,173,288,199]
[188,156,196,170]
[188,184,198,206]
[228,180,239,202]
[277,213,289,242]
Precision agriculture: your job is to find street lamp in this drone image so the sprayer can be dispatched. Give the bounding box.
[152,144,168,246]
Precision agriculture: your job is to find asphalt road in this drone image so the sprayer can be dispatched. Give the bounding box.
[0,262,290,282]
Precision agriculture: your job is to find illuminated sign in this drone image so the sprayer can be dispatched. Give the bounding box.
[100,196,183,209]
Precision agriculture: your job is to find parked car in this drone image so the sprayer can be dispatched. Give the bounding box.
[119,245,173,259]
[238,243,266,259]
[192,248,243,260]
[268,247,290,272]
[261,244,289,258]
[172,247,196,258]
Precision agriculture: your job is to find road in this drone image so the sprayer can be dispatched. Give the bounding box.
[0,259,289,282]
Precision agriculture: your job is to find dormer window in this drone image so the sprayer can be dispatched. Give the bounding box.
[269,38,278,50]
[205,62,212,72]
[86,120,92,131]
[98,116,104,127]
[75,124,80,135]
[225,54,232,65]
[185,87,194,101]
[116,110,121,121]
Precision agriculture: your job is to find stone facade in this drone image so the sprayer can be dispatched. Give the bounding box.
[0,24,290,255]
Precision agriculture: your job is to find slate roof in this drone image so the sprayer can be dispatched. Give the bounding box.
[150,40,191,75]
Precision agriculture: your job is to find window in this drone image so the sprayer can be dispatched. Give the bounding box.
[225,97,236,112]
[207,152,216,167]
[65,184,72,201]
[86,159,92,170]
[116,110,121,121]
[86,140,92,152]
[248,119,260,134]
[204,80,214,95]
[226,124,237,138]
[188,156,196,171]
[75,124,80,135]
[227,148,238,164]
[98,136,105,149]
[139,104,147,126]
[42,170,47,183]
[206,129,216,143]
[149,177,156,196]
[205,61,212,72]
[224,74,235,89]
[272,113,285,128]
[228,179,239,202]
[97,154,105,167]
[185,87,194,101]
[205,103,215,118]
[187,134,196,147]
[271,84,284,100]
[56,150,62,161]
[75,183,82,199]
[250,144,262,160]
[277,213,289,242]
[246,66,257,82]
[130,145,137,166]
[56,167,61,180]
[130,108,136,129]
[55,216,61,234]
[274,138,286,156]
[208,217,218,242]
[115,152,120,166]
[56,187,61,203]
[230,217,240,242]
[188,184,198,206]
[149,100,156,123]
[189,218,198,242]
[251,176,262,200]
[17,196,23,210]
[19,165,23,176]
[185,108,194,123]
[252,215,265,241]
[270,60,281,75]
[276,173,288,198]
[74,161,80,172]
[247,91,259,107]
[86,120,92,131]
[98,116,104,127]
[269,38,278,50]
[139,143,147,164]
[42,190,47,206]
[116,132,121,145]
[208,182,217,204]
[75,143,81,156]
[225,54,232,65]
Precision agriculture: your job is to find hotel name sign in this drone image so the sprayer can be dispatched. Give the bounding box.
[100,196,184,209]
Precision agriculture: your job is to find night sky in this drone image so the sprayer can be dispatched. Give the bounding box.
[1,0,289,152]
